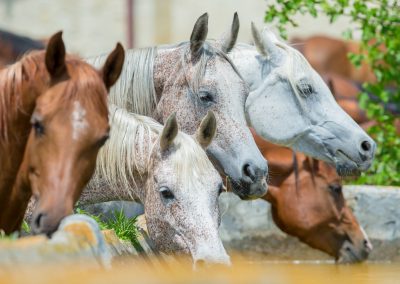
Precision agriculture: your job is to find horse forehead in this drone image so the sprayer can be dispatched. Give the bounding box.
[70,101,89,140]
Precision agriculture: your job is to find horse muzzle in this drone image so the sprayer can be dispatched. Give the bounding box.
[337,239,372,264]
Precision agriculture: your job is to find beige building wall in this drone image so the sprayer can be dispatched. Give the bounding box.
[0,0,355,57]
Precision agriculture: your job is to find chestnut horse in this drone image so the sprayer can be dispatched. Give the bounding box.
[252,130,373,263]
[291,35,376,83]
[0,32,124,235]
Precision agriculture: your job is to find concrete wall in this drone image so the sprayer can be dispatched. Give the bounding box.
[0,0,356,57]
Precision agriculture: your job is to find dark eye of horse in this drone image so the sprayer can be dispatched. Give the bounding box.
[329,183,342,194]
[297,82,314,97]
[160,187,175,200]
[199,91,215,104]
[32,121,45,136]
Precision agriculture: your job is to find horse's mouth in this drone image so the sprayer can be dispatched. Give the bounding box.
[337,241,369,264]
[335,150,361,177]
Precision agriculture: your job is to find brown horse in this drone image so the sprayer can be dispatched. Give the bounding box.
[291,35,376,83]
[0,29,45,66]
[0,32,124,235]
[252,130,373,263]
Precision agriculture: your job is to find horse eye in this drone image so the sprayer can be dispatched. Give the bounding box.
[297,82,314,96]
[329,183,342,194]
[32,121,45,136]
[199,91,215,104]
[160,187,175,200]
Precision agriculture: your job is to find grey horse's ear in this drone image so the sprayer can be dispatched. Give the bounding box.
[251,22,281,62]
[196,111,217,149]
[190,13,208,57]
[218,12,240,53]
[160,113,179,151]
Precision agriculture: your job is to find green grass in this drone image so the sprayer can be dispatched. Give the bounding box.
[1,209,140,248]
[75,208,140,247]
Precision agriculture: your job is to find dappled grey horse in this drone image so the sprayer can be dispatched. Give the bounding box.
[79,106,229,266]
[88,13,268,200]
[229,23,376,176]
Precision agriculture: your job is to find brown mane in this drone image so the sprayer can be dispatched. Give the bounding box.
[0,51,46,141]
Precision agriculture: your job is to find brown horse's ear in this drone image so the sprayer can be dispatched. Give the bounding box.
[302,156,319,173]
[302,156,313,172]
[218,12,239,53]
[196,111,217,149]
[190,13,208,57]
[45,31,68,80]
[160,113,179,152]
[102,43,125,91]
[312,158,320,172]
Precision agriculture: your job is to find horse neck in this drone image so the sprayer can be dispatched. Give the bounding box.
[83,108,160,205]
[230,44,265,92]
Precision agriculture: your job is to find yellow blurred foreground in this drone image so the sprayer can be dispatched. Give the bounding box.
[1,256,399,284]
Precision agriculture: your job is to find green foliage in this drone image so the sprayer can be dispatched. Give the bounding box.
[21,220,30,234]
[265,0,400,185]
[76,208,139,247]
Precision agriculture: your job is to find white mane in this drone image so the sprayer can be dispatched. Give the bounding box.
[90,105,214,200]
[87,47,158,116]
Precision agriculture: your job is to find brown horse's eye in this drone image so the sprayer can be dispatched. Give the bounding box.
[32,121,45,136]
[329,183,342,194]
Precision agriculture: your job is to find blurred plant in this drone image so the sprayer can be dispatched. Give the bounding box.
[264,0,400,185]
[76,208,140,247]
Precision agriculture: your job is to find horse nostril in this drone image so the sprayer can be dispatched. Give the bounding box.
[243,163,256,181]
[361,140,371,152]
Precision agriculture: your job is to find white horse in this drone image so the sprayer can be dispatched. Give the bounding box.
[229,23,376,176]
[79,106,229,266]
[87,13,268,200]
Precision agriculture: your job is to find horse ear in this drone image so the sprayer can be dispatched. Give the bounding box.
[190,13,208,57]
[160,113,179,152]
[196,111,217,149]
[45,31,68,80]
[102,43,125,91]
[251,22,282,63]
[218,12,239,53]
[312,158,320,172]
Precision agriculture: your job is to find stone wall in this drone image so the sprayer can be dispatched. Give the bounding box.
[84,186,400,262]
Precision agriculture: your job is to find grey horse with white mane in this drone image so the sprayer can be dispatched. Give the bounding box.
[88,13,268,200]
[79,107,229,266]
[229,22,376,176]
